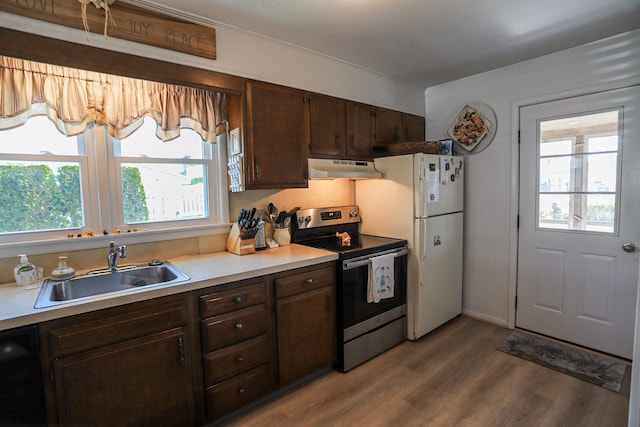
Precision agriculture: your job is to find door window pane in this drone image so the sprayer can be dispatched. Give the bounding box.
[537,110,620,233]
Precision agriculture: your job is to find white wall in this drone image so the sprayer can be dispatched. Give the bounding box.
[424,30,640,327]
[0,14,425,115]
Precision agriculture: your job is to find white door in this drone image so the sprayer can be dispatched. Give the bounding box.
[517,86,640,359]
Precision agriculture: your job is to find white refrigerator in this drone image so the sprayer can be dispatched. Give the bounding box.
[356,153,464,340]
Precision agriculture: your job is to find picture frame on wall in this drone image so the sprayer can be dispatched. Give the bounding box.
[229,127,241,156]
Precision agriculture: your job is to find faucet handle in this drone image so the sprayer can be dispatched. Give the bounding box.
[117,245,127,258]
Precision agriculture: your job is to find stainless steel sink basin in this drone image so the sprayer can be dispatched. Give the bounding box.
[34,262,189,309]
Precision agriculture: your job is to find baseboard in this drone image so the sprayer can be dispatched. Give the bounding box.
[462,309,509,328]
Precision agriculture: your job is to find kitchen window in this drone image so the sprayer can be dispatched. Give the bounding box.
[0,56,230,255]
[0,115,228,247]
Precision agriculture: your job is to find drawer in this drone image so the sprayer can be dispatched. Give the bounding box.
[199,281,267,318]
[205,364,274,420]
[201,304,268,352]
[275,265,335,299]
[203,335,270,385]
[42,295,189,358]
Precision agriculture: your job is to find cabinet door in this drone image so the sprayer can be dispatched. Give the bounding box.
[374,107,402,144]
[346,102,374,159]
[402,113,425,141]
[53,328,195,427]
[245,80,308,189]
[309,94,346,158]
[276,285,336,386]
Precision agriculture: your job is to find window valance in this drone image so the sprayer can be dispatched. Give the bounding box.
[0,56,227,142]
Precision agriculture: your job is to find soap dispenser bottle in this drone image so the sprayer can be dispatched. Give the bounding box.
[51,256,75,281]
[13,254,34,287]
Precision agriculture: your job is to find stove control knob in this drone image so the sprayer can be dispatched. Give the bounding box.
[349,211,359,218]
[305,215,312,224]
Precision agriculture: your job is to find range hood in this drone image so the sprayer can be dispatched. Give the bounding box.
[308,158,381,180]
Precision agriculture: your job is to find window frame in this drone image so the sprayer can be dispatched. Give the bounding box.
[0,118,230,258]
[535,108,622,235]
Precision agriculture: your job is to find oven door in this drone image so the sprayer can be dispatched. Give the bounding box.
[339,247,408,329]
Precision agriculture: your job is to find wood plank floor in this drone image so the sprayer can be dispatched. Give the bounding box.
[222,316,630,427]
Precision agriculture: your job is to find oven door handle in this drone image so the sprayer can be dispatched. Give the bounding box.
[342,247,409,271]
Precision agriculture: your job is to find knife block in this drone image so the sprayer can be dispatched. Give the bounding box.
[226,223,256,255]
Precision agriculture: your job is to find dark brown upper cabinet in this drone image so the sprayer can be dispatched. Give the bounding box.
[244,80,309,189]
[402,113,426,141]
[308,96,375,161]
[374,107,403,145]
[346,101,376,160]
[308,94,347,158]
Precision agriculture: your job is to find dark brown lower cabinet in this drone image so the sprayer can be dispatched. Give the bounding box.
[52,328,194,427]
[275,264,337,386]
[36,264,338,426]
[39,294,196,427]
[195,277,276,423]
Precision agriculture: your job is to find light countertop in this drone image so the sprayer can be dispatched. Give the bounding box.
[0,244,337,332]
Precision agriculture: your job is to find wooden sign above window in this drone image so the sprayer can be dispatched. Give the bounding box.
[0,0,216,60]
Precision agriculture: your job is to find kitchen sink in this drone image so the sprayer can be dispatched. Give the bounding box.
[34,262,190,309]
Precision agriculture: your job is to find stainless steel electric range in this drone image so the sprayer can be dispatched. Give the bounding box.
[291,205,408,372]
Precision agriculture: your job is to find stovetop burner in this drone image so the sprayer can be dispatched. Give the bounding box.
[291,206,407,259]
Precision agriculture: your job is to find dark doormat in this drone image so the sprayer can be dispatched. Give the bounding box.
[496,330,627,392]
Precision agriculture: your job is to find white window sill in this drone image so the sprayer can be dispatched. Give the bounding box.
[0,224,232,259]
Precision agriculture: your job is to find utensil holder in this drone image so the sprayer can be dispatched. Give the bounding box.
[226,223,256,255]
[273,227,291,246]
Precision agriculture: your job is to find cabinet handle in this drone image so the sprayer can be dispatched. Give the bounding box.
[235,323,244,330]
[305,278,313,284]
[239,388,246,395]
[234,296,243,303]
[178,336,185,367]
[335,133,340,150]
[350,135,355,150]
[254,159,260,179]
[237,356,245,364]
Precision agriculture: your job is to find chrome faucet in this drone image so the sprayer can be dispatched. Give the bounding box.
[107,241,127,271]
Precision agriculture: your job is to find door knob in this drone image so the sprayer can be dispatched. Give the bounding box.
[622,242,636,253]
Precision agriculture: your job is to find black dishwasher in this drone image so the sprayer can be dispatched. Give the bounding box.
[0,325,46,426]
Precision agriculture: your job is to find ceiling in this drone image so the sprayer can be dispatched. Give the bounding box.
[128,0,640,88]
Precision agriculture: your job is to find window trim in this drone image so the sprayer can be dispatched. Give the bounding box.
[535,108,622,235]
[0,120,231,258]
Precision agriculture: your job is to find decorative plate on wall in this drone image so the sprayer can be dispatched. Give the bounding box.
[447,101,497,154]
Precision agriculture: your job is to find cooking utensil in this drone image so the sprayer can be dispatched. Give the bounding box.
[268,203,278,223]
[275,211,288,227]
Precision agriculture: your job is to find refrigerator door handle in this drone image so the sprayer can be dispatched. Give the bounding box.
[418,162,426,218]
[420,219,427,262]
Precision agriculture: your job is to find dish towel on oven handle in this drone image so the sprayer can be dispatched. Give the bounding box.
[367,253,395,303]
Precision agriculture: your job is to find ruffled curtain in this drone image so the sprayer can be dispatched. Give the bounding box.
[0,56,227,143]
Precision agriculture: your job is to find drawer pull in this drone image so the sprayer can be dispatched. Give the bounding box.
[237,356,245,364]
[305,278,313,284]
[234,296,243,303]
[235,323,244,330]
[239,388,246,395]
